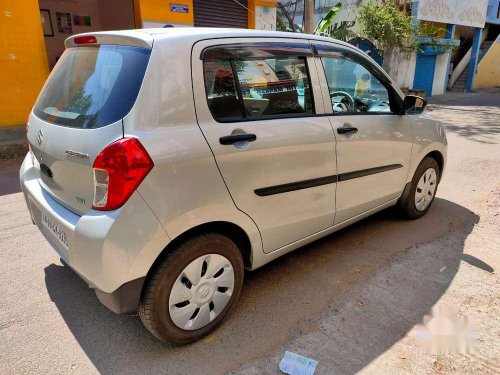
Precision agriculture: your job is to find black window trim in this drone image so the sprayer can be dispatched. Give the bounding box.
[200,42,314,60]
[229,59,247,119]
[202,43,317,123]
[313,42,404,116]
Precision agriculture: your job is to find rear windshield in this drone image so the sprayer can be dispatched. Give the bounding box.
[34,45,150,129]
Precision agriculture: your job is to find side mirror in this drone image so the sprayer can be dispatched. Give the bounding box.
[402,95,427,114]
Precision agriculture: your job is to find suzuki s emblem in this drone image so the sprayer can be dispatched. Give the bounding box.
[37,129,44,146]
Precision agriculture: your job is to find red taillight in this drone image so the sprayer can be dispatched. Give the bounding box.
[92,137,153,211]
[74,36,97,44]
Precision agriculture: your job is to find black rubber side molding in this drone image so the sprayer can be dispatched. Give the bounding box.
[220,134,257,145]
[255,175,337,196]
[338,164,402,181]
[254,164,403,196]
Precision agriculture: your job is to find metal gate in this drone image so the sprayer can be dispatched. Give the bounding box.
[193,0,248,28]
[413,54,436,96]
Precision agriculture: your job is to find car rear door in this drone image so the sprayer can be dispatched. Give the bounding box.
[312,42,413,223]
[192,39,337,253]
[28,35,152,215]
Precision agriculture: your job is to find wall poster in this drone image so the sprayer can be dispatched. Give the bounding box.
[73,15,91,26]
[56,12,73,34]
[40,9,53,37]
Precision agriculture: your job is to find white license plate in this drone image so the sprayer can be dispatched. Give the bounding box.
[42,212,69,250]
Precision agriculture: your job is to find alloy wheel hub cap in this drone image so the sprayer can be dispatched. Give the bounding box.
[415,168,437,212]
[193,282,214,304]
[168,254,234,331]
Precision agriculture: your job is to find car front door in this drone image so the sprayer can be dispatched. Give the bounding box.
[313,42,413,223]
[192,39,337,253]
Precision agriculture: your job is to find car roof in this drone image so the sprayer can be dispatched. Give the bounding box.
[66,27,355,51]
[145,27,354,48]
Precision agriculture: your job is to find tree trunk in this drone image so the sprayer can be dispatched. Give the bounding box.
[277,2,298,32]
[304,0,315,34]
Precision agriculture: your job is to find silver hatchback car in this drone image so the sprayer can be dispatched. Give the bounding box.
[20,28,447,343]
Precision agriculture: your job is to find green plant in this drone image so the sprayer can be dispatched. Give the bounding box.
[325,21,356,41]
[358,0,417,53]
[313,2,356,42]
[314,2,342,35]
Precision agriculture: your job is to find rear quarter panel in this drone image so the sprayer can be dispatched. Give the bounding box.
[124,35,263,264]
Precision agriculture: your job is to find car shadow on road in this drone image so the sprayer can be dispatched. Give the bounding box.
[44,198,479,375]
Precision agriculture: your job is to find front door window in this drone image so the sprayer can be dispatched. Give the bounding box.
[320,55,392,114]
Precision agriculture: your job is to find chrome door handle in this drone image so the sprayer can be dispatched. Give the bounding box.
[219,134,257,145]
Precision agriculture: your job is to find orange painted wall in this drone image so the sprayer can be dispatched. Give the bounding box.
[0,0,50,126]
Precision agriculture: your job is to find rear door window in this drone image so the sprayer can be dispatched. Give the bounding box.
[204,60,243,121]
[203,44,315,122]
[34,45,150,129]
[234,56,314,117]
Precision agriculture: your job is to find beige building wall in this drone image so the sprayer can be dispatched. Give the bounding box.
[474,36,500,89]
[98,0,135,31]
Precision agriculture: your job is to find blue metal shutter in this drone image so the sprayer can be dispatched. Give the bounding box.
[413,54,436,96]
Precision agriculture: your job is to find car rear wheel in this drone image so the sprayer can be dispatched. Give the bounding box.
[139,233,244,344]
[398,157,440,219]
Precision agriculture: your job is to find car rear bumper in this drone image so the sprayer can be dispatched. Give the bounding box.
[19,154,169,313]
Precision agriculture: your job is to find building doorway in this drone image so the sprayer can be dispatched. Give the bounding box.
[38,0,136,69]
[193,0,248,28]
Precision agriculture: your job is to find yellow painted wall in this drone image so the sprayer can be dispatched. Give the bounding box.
[137,0,276,28]
[0,0,50,126]
[137,0,194,25]
[248,0,256,29]
[474,39,500,89]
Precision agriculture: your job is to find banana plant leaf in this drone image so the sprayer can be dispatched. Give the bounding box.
[313,2,342,35]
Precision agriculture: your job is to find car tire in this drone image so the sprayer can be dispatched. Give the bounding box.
[139,233,244,344]
[398,157,440,219]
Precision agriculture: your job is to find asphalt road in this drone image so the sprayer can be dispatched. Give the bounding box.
[0,92,499,374]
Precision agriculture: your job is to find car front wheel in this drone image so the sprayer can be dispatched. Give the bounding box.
[398,157,440,219]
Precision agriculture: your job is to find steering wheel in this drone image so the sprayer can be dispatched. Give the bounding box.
[330,91,355,112]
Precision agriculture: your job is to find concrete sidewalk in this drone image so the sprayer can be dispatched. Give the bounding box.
[0,125,27,159]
